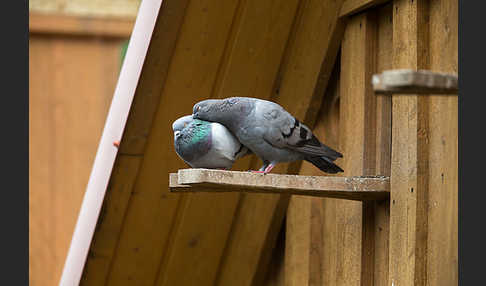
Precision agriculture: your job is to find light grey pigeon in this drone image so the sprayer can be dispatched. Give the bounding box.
[192,97,343,174]
[172,115,250,169]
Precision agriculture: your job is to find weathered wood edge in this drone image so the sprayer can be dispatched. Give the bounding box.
[339,0,391,18]
[372,69,458,94]
[169,169,390,201]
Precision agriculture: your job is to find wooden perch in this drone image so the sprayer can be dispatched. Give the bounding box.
[169,169,390,201]
[372,69,458,94]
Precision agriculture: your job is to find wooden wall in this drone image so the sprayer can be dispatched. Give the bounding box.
[282,0,457,285]
[62,0,457,285]
[29,13,133,286]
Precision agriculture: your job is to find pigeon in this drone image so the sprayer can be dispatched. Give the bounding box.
[172,115,251,169]
[192,97,343,174]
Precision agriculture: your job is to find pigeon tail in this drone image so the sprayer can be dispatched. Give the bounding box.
[305,156,344,174]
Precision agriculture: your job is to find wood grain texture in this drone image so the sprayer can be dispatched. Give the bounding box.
[170,170,390,200]
[272,0,347,128]
[373,4,393,286]
[275,1,347,285]
[29,12,135,38]
[103,0,242,285]
[262,223,286,286]
[80,155,142,286]
[79,0,190,284]
[203,1,301,285]
[29,35,121,286]
[388,0,430,285]
[118,0,190,154]
[339,12,378,286]
[426,0,458,284]
[339,0,390,18]
[286,195,312,285]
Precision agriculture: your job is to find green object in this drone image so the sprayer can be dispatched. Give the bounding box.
[120,40,129,70]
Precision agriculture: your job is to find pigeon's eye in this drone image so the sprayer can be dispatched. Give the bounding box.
[196,106,200,112]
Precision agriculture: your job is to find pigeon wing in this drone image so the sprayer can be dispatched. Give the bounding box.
[261,106,342,160]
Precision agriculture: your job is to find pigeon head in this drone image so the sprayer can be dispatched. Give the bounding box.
[193,97,251,127]
[172,115,194,138]
[192,99,222,120]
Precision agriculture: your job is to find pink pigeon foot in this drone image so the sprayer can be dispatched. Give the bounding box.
[263,164,275,173]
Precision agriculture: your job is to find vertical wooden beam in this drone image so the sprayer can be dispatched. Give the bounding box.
[339,12,377,286]
[373,4,393,286]
[426,0,458,284]
[388,0,430,285]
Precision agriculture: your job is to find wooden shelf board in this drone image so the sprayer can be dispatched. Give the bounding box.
[372,69,458,94]
[169,169,390,201]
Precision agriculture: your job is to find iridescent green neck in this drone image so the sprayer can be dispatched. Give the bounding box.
[189,119,211,145]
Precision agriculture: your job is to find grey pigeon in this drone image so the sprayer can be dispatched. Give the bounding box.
[172,115,250,169]
[192,97,343,173]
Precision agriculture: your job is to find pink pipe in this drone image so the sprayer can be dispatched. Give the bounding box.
[58,0,163,284]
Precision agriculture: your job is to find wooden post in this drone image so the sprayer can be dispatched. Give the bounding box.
[388,0,430,285]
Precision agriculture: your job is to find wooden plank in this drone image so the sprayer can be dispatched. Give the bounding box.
[216,0,345,282]
[388,0,430,285]
[291,62,341,286]
[29,12,135,37]
[169,170,390,200]
[261,223,286,286]
[426,0,458,285]
[194,1,300,286]
[278,0,347,284]
[29,35,120,286]
[273,0,347,127]
[339,12,378,286]
[339,0,390,18]
[286,196,312,285]
[79,155,142,285]
[103,0,241,285]
[372,69,458,94]
[29,36,55,286]
[117,0,190,155]
[373,4,393,286]
[78,0,189,285]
